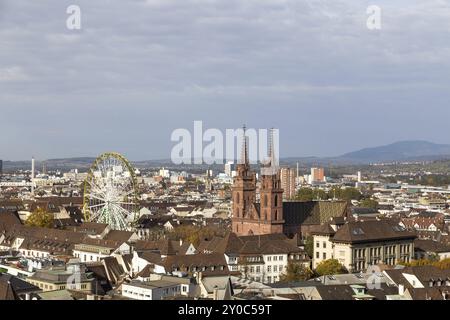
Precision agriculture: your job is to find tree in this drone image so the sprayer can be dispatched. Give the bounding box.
[359,198,379,209]
[328,187,362,201]
[168,225,224,247]
[434,258,450,269]
[295,188,327,201]
[280,261,313,282]
[304,236,314,258]
[315,259,347,276]
[401,257,450,269]
[25,207,54,228]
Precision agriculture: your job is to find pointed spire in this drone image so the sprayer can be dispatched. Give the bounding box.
[270,128,279,172]
[240,124,249,166]
[268,127,274,164]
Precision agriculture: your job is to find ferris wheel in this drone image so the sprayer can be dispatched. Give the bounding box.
[83,152,139,231]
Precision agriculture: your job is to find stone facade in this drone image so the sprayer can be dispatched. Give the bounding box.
[231,132,284,236]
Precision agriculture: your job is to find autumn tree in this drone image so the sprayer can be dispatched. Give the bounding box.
[295,188,327,201]
[434,258,450,269]
[304,236,314,258]
[168,225,224,247]
[315,259,347,276]
[280,261,313,282]
[360,198,379,209]
[25,207,54,228]
[401,257,450,269]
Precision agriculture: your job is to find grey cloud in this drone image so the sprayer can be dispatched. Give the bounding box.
[0,0,449,160]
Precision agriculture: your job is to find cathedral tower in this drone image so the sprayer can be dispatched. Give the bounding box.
[232,127,284,236]
[231,126,257,235]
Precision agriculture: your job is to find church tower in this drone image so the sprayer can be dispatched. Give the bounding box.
[259,128,284,234]
[231,126,257,235]
[232,127,284,236]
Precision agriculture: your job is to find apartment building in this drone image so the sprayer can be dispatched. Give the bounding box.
[311,219,416,272]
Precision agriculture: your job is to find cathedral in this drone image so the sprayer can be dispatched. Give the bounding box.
[231,128,285,236]
[231,128,351,237]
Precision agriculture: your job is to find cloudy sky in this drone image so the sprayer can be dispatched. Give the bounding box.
[1,0,450,161]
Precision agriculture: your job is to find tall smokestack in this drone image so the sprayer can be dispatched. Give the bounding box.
[31,157,35,197]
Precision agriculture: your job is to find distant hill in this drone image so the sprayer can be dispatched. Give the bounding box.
[3,140,450,171]
[338,140,450,163]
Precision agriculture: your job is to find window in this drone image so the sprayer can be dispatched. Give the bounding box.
[279,265,283,271]
[267,256,272,262]
[267,276,272,283]
[274,256,278,261]
[274,266,278,272]
[323,253,326,259]
[279,256,283,261]
[267,266,271,272]
[316,252,319,259]
[256,266,260,273]
[250,266,254,273]
[323,242,326,249]
[316,242,320,248]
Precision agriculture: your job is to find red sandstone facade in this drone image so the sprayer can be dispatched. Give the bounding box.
[231,131,284,236]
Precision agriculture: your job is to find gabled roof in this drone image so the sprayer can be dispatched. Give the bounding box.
[134,239,193,256]
[331,220,416,244]
[68,222,109,235]
[405,287,447,300]
[0,274,40,300]
[414,239,450,254]
[315,284,355,300]
[0,210,22,233]
[163,253,229,272]
[283,201,348,226]
[103,230,135,242]
[385,265,450,288]
[309,224,336,236]
[197,232,307,257]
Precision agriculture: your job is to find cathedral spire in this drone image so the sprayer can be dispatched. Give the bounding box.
[240,124,249,166]
[268,127,274,165]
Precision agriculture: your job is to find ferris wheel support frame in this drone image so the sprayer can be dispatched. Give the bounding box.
[82,152,139,229]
